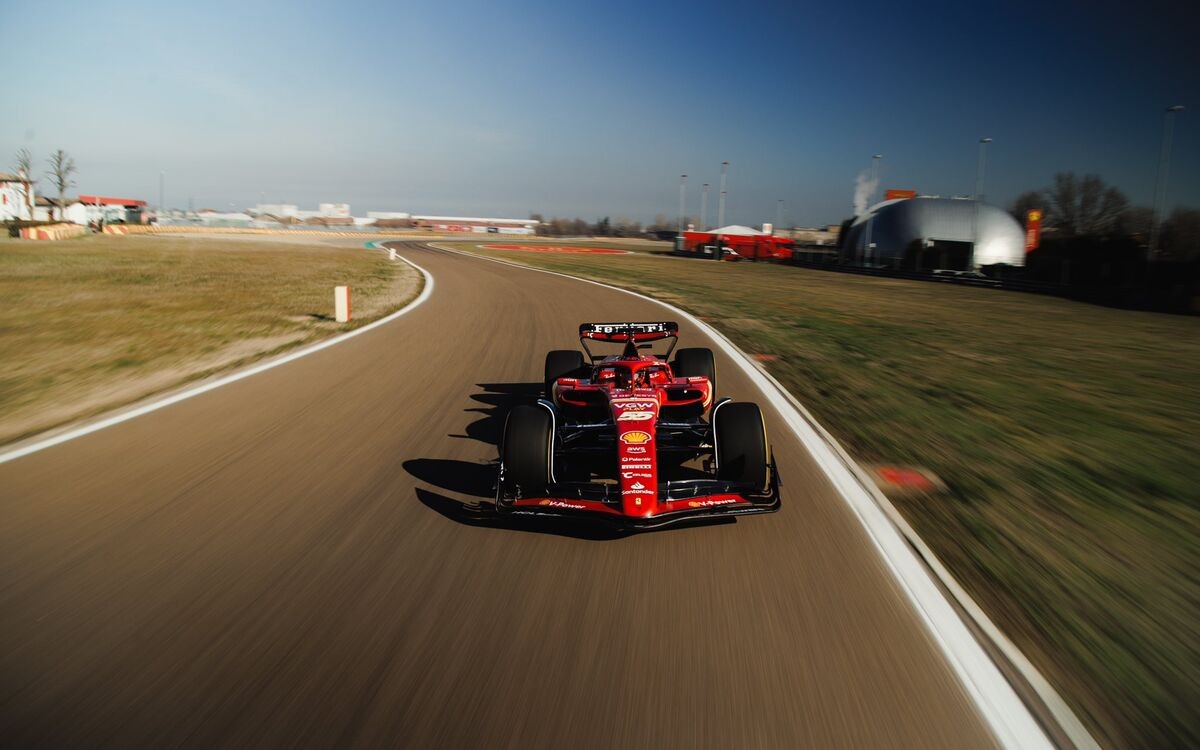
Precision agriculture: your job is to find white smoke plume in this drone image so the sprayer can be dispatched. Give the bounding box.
[853,169,878,217]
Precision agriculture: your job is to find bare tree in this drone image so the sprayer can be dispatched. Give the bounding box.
[11,148,35,220]
[1009,190,1043,224]
[1115,206,1155,239]
[1043,172,1129,237]
[1160,208,1200,261]
[45,149,77,222]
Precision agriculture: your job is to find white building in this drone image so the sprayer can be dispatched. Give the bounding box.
[318,202,350,218]
[34,197,86,224]
[367,211,411,220]
[251,203,299,218]
[195,210,254,226]
[0,173,35,221]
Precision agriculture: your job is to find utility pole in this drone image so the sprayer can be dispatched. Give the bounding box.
[158,170,165,221]
[701,183,710,231]
[1149,105,1185,259]
[775,199,783,234]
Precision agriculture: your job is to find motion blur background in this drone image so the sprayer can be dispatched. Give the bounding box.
[2,0,1197,225]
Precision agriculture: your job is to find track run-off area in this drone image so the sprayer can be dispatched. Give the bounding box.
[0,241,1059,747]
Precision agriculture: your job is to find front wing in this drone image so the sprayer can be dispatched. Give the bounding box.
[495,473,781,529]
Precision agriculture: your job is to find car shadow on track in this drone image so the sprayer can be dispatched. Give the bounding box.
[450,381,542,447]
[405,381,731,539]
[405,380,629,540]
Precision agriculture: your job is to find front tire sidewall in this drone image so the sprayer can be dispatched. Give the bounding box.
[713,402,770,492]
[501,405,554,496]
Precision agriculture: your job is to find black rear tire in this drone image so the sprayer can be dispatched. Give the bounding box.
[501,405,553,494]
[714,402,770,492]
[673,347,716,392]
[545,350,586,398]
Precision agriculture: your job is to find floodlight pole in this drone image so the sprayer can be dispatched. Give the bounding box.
[1149,105,1185,259]
[974,138,992,202]
[871,154,882,206]
[701,183,709,231]
[717,161,728,227]
[716,161,729,260]
[678,174,687,234]
[972,138,992,270]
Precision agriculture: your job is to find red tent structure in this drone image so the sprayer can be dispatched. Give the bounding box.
[677,225,794,261]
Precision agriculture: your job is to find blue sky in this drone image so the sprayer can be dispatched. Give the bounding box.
[2,0,1196,226]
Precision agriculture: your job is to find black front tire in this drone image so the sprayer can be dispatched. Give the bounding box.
[501,405,554,495]
[544,350,586,398]
[714,402,770,492]
[673,347,717,392]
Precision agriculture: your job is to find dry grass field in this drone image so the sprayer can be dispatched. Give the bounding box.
[0,233,420,445]
[447,239,1200,750]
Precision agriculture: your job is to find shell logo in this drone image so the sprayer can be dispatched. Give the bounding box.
[539,499,551,506]
[1029,210,1042,221]
[620,431,652,445]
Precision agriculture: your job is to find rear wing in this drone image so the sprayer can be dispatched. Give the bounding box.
[579,321,677,341]
[579,322,678,360]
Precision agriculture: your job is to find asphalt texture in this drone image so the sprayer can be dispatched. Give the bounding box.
[0,242,998,748]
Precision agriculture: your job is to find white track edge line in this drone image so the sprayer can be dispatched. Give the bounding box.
[429,241,1096,750]
[0,248,434,466]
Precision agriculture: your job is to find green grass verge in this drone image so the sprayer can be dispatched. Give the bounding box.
[446,240,1200,750]
[0,234,420,444]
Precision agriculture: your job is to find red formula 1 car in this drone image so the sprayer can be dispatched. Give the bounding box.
[496,322,780,528]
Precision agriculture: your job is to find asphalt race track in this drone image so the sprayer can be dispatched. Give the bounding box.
[0,242,999,748]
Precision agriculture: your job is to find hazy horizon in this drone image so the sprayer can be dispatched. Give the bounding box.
[3,0,1197,226]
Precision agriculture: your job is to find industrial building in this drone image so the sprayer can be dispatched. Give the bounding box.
[840,196,1025,270]
[32,195,146,224]
[411,216,538,235]
[248,203,350,221]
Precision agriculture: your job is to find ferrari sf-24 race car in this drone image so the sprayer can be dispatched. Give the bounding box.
[496,322,781,528]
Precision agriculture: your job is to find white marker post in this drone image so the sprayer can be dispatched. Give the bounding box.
[389,248,397,261]
[334,286,351,323]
